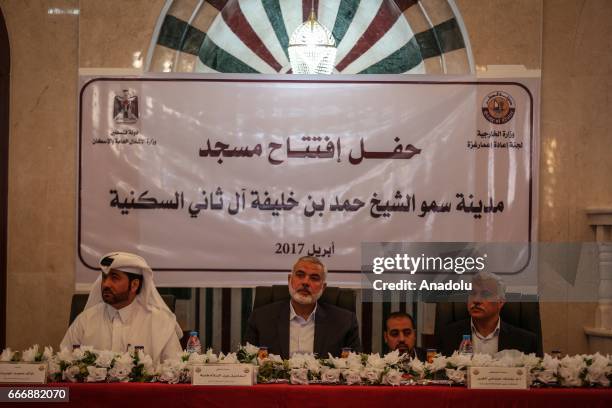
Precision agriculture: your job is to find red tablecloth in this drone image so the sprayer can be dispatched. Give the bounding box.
[1,383,611,408]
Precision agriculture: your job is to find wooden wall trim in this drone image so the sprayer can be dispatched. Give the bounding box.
[0,5,10,350]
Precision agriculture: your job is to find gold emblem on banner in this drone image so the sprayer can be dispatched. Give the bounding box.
[482,91,515,124]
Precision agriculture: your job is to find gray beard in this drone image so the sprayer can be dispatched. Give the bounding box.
[288,285,322,305]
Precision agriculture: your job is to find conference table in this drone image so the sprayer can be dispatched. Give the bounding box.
[1,383,611,407]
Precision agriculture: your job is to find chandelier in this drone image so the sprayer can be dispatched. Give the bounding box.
[288,7,337,74]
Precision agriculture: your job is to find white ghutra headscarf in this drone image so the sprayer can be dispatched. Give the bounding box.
[84,252,183,339]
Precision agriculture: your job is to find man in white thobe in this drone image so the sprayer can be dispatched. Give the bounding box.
[61,252,183,363]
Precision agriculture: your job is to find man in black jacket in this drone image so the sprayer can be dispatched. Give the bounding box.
[436,271,539,356]
[384,311,427,361]
[244,256,360,359]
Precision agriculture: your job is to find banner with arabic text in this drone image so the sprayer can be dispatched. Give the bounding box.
[77,75,539,288]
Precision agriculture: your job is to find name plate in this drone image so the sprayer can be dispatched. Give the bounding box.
[0,363,47,384]
[191,364,255,386]
[467,366,527,389]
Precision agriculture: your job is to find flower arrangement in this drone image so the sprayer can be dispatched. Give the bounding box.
[2,344,610,387]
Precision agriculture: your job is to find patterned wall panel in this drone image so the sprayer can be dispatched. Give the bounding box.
[147,0,473,74]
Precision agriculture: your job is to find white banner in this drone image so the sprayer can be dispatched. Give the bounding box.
[77,75,539,288]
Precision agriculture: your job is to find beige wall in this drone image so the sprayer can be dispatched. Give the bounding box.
[1,0,611,355]
[2,0,79,350]
[537,0,612,354]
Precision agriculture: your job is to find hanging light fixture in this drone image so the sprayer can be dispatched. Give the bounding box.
[288,3,337,74]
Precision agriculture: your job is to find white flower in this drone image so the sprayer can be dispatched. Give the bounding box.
[138,351,155,374]
[521,353,540,369]
[585,353,611,387]
[94,350,115,368]
[535,354,560,385]
[288,353,306,369]
[72,348,86,361]
[427,355,447,372]
[409,358,425,378]
[176,351,190,362]
[42,346,54,361]
[188,352,207,364]
[471,353,494,367]
[383,368,402,386]
[219,352,238,364]
[541,354,560,371]
[447,352,471,369]
[366,353,386,370]
[361,367,382,384]
[494,349,525,361]
[327,354,347,369]
[108,363,132,382]
[63,365,81,382]
[205,348,218,363]
[0,348,14,362]
[343,369,362,385]
[81,345,95,353]
[57,347,74,364]
[158,360,185,384]
[494,355,521,367]
[383,350,401,366]
[304,355,321,374]
[445,368,466,384]
[86,366,108,382]
[268,354,283,363]
[536,369,557,384]
[321,367,341,384]
[22,344,39,362]
[346,353,363,370]
[244,343,260,355]
[558,355,585,387]
[290,368,309,385]
[115,352,134,366]
[47,358,61,379]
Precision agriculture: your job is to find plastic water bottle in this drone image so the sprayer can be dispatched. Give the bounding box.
[186,331,202,354]
[458,334,473,356]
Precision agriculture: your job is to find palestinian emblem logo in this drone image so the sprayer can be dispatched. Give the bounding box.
[113,89,139,124]
[482,91,515,124]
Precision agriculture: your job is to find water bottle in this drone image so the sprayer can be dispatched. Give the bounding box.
[186,331,202,354]
[458,334,473,356]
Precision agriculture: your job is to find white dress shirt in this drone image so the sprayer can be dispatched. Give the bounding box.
[471,318,501,355]
[289,302,317,356]
[61,299,182,363]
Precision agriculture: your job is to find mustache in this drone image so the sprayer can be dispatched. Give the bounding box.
[470,305,484,311]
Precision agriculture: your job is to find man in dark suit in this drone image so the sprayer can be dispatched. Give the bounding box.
[436,271,539,356]
[244,256,360,359]
[384,311,427,361]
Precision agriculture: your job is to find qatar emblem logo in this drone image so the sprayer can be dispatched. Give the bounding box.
[482,91,515,124]
[113,89,139,124]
